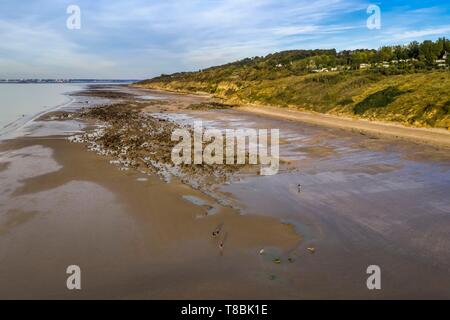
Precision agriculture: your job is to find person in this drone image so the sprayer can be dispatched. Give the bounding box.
[219,232,228,255]
[212,223,223,237]
[297,184,302,193]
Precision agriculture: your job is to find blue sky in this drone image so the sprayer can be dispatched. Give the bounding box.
[1,0,449,79]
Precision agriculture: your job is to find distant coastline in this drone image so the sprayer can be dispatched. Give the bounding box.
[0,79,139,84]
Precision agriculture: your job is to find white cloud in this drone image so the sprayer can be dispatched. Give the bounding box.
[386,26,450,41]
[1,0,450,78]
[0,19,118,78]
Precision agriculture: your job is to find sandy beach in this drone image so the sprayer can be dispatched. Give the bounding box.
[1,84,450,299]
[238,104,450,148]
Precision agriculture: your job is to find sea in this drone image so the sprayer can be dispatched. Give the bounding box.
[0,82,133,139]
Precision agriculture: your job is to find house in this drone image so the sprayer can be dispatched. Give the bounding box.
[312,68,329,73]
[436,58,447,68]
[435,51,448,66]
[436,53,447,63]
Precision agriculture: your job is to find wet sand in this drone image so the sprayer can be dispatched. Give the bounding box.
[150,100,450,299]
[0,88,300,299]
[1,85,450,299]
[238,105,450,148]
[0,137,299,299]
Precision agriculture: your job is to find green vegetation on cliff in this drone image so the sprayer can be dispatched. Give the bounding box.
[137,39,450,129]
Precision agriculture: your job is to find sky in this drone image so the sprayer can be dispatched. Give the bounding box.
[1,0,450,79]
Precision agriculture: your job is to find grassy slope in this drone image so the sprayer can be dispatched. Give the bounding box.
[137,70,450,130]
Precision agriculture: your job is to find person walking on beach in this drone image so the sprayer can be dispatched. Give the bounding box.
[212,223,223,237]
[219,232,228,256]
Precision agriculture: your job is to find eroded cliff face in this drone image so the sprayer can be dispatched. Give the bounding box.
[135,70,450,130]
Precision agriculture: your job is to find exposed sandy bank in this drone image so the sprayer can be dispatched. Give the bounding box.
[0,136,300,299]
[238,105,450,148]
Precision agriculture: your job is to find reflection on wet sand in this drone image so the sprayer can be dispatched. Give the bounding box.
[1,85,450,299]
[0,138,299,299]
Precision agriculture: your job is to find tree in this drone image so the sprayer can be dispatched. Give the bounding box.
[407,41,420,59]
[444,37,450,53]
[420,40,439,65]
[379,46,394,62]
[434,38,445,58]
[393,45,408,60]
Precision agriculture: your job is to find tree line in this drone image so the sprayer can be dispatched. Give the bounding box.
[144,38,450,84]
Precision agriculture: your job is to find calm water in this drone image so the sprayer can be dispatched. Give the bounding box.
[0,84,80,132]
